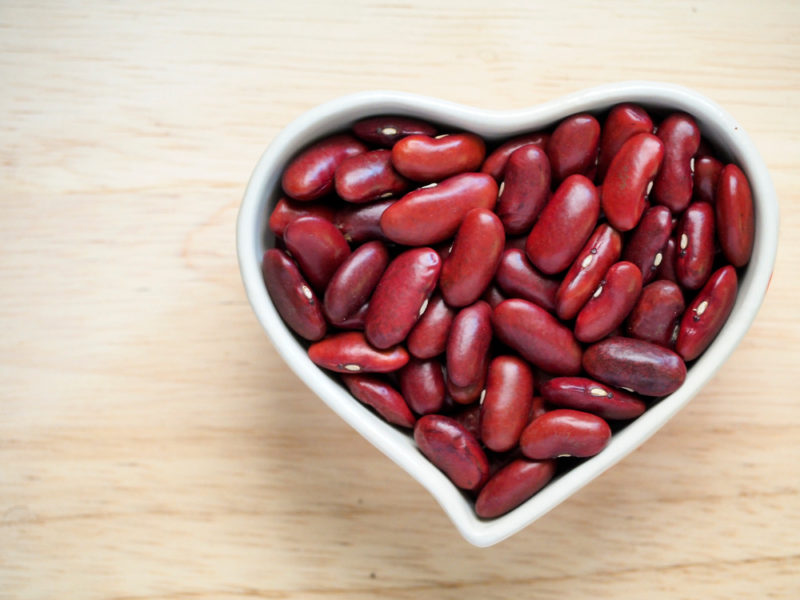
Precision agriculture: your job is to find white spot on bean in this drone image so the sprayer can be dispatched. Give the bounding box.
[420,183,438,189]
[498,181,505,197]
[621,386,635,393]
[690,157,696,173]
[653,252,663,267]
[696,300,709,316]
[581,254,594,269]
[301,285,313,300]
[671,323,680,343]
[646,180,654,196]
[379,192,394,199]
[381,126,398,136]
[680,233,689,250]
[590,387,608,397]
[593,284,604,298]
[557,454,573,458]
[434,134,450,139]
[479,389,486,405]
[418,298,429,317]
[343,364,362,372]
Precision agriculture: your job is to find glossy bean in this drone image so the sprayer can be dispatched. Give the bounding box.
[693,155,723,204]
[333,199,394,244]
[308,331,409,373]
[475,459,556,519]
[480,356,534,452]
[540,377,646,420]
[652,113,701,212]
[391,133,486,183]
[676,265,738,361]
[406,294,455,359]
[526,174,600,274]
[494,249,559,312]
[398,358,446,415]
[520,409,611,459]
[716,164,755,267]
[323,241,389,323]
[413,415,489,491]
[365,248,441,349]
[496,145,551,235]
[352,115,437,147]
[282,134,366,201]
[623,206,673,284]
[626,280,685,347]
[481,132,550,180]
[547,113,601,182]
[675,202,715,290]
[446,301,493,388]
[655,237,679,283]
[583,336,686,396]
[341,374,416,428]
[283,216,351,292]
[268,197,336,238]
[597,103,654,181]
[334,149,409,203]
[575,261,643,343]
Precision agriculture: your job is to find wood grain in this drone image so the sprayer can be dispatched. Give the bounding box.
[1,1,799,598]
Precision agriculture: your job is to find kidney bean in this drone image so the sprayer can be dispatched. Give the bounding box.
[398,358,446,415]
[547,113,601,182]
[693,155,723,204]
[575,261,643,343]
[323,241,389,323]
[380,173,498,245]
[365,248,441,349]
[308,331,409,373]
[352,115,437,147]
[716,164,755,267]
[480,356,534,452]
[262,249,327,341]
[268,197,336,238]
[496,145,551,235]
[555,224,622,320]
[334,149,409,203]
[540,377,646,420]
[475,459,556,519]
[451,404,482,440]
[406,294,455,359]
[481,284,507,309]
[283,216,351,292]
[440,209,505,307]
[414,415,489,491]
[602,133,665,231]
[655,237,678,283]
[526,175,600,275]
[623,206,673,284]
[583,336,686,396]
[334,199,394,244]
[529,396,548,421]
[597,103,654,181]
[652,113,701,212]
[282,134,366,201]
[494,249,559,312]
[341,374,416,428]
[392,133,486,183]
[481,132,550,180]
[520,409,611,459]
[447,365,487,405]
[332,302,369,331]
[626,280,685,347]
[446,301,492,388]
[493,299,582,375]
[676,265,738,361]
[675,202,715,290]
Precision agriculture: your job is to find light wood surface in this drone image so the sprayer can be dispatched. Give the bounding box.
[2,1,799,598]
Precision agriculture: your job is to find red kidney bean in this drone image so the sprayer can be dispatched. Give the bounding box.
[480,356,534,452]
[262,249,327,341]
[398,358,446,415]
[676,265,738,361]
[282,134,366,201]
[451,404,482,440]
[623,206,673,284]
[352,115,437,147]
[716,164,755,267]
[481,284,507,309]
[333,302,369,331]
[440,209,505,307]
[597,103,654,181]
[406,294,455,359]
[334,149,409,203]
[493,299,582,375]
[323,241,389,323]
[496,145,551,235]
[341,374,416,428]
[529,396,548,421]
[475,459,556,518]
[526,175,600,275]
[540,377,646,420]
[308,331,409,373]
[446,365,487,405]
[520,409,611,459]
[555,224,622,320]
[602,133,665,231]
[380,173,498,245]
[575,261,643,343]
[391,133,486,183]
[655,237,679,283]
[652,113,701,212]
[446,301,492,388]
[583,336,686,396]
[694,155,723,204]
[414,415,489,491]
[481,132,550,180]
[283,216,351,292]
[675,202,715,290]
[333,199,393,244]
[626,280,685,347]
[365,248,441,349]
[268,197,336,238]
[494,249,559,312]
[547,114,601,182]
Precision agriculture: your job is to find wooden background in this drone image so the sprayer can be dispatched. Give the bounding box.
[2,1,799,598]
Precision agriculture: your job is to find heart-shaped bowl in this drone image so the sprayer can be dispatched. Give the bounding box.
[237,81,778,547]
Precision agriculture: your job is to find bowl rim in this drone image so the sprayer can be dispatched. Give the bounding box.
[237,81,778,547]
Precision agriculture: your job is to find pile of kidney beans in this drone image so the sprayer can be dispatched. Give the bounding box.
[262,104,754,519]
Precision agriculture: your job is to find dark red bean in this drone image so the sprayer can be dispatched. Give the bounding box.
[655,237,679,283]
[626,280,685,347]
[446,301,493,388]
[481,132,550,180]
[268,197,336,238]
[526,175,600,275]
[392,133,486,183]
[676,265,738,361]
[582,336,686,397]
[406,294,455,359]
[652,113,701,213]
[520,410,611,459]
[283,216,351,292]
[414,415,489,491]
[282,134,366,201]
[693,155,723,204]
[480,356,534,452]
[623,206,673,284]
[308,331,409,373]
[675,202,715,290]
[334,149,409,203]
[475,459,556,518]
[262,249,327,341]
[323,241,389,323]
[341,374,416,428]
[352,116,437,147]
[398,358,446,415]
[446,365,487,405]
[333,302,369,331]
[716,164,755,267]
[333,199,393,244]
[380,173,498,246]
[365,248,441,349]
[597,103,654,181]
[493,299,582,375]
[575,261,643,343]
[547,114,601,182]
[540,377,646,420]
[495,249,559,313]
[496,145,551,235]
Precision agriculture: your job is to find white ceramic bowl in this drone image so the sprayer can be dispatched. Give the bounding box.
[237,81,778,547]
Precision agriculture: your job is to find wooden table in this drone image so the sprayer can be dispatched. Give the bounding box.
[2,1,799,597]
